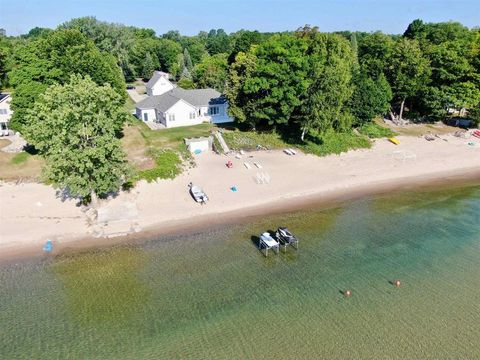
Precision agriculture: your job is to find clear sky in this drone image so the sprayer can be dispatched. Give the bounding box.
[1,0,479,36]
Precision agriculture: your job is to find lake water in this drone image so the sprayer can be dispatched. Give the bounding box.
[1,184,480,359]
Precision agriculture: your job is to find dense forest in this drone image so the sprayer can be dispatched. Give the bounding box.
[1,17,479,132]
[0,17,478,199]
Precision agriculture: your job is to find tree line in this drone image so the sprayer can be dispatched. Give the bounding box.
[0,18,478,201]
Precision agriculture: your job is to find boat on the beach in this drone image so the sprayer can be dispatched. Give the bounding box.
[259,232,279,256]
[189,183,209,204]
[275,227,299,249]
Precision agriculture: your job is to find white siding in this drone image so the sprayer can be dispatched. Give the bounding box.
[138,108,157,122]
[165,100,203,128]
[148,78,174,96]
[188,140,210,153]
[0,95,12,126]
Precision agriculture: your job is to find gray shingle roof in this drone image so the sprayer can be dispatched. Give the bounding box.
[136,93,181,112]
[136,87,226,112]
[169,88,225,107]
[145,71,169,89]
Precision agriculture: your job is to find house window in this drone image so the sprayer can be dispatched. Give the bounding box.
[0,109,7,114]
[143,112,149,122]
[189,112,196,120]
[209,106,219,116]
[168,114,175,121]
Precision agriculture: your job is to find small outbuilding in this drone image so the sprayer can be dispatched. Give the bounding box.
[185,136,213,154]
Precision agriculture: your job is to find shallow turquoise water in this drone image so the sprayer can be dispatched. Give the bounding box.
[1,184,480,359]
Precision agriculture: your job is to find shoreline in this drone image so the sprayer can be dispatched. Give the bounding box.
[1,165,479,264]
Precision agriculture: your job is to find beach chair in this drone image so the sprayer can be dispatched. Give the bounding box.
[288,148,297,155]
[254,162,262,169]
[244,162,252,169]
[284,149,293,155]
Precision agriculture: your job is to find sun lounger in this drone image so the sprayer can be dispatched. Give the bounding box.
[244,162,252,169]
[254,162,262,169]
[288,148,297,155]
[284,149,293,155]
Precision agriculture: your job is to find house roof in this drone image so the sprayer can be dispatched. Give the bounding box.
[136,92,181,112]
[145,71,170,89]
[136,87,226,112]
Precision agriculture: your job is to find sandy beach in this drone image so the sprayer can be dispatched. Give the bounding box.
[1,134,479,258]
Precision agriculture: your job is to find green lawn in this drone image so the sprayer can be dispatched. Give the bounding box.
[358,122,396,138]
[120,120,215,181]
[222,129,287,151]
[221,127,372,156]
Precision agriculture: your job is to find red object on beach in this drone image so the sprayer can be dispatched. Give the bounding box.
[226,160,233,168]
[473,130,480,138]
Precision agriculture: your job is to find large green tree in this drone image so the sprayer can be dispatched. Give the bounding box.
[23,75,130,201]
[60,16,156,81]
[228,30,264,64]
[9,29,125,131]
[206,29,231,55]
[299,32,356,139]
[349,72,392,124]
[386,38,430,120]
[193,53,228,91]
[142,52,156,80]
[226,34,310,129]
[357,31,395,78]
[156,38,183,77]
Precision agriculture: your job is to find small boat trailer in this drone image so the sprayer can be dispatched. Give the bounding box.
[275,227,299,250]
[259,232,279,257]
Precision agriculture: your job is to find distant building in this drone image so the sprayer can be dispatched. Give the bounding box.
[0,29,6,37]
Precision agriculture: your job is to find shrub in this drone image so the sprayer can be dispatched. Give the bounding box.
[139,149,182,182]
[358,122,395,138]
[300,130,371,156]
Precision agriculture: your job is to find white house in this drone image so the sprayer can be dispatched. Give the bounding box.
[0,93,12,136]
[145,71,174,96]
[136,71,233,128]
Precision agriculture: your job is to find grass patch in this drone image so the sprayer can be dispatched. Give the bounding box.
[136,121,214,152]
[222,130,286,150]
[0,151,44,181]
[358,122,395,138]
[120,120,214,182]
[10,152,30,165]
[138,149,182,182]
[221,127,371,157]
[300,130,371,156]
